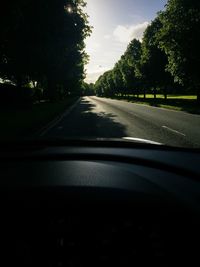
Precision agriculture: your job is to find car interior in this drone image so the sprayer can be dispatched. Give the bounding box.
[0,140,199,266]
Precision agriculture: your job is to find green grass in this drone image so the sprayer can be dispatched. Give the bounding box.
[136,94,197,100]
[109,94,200,114]
[0,96,78,139]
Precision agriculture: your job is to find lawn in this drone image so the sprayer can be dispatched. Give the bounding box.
[0,96,78,139]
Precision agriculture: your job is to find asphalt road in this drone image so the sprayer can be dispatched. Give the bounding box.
[43,96,200,148]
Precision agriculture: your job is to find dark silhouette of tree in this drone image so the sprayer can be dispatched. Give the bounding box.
[82,82,95,96]
[0,0,91,101]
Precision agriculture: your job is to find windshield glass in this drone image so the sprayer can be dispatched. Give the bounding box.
[0,0,200,148]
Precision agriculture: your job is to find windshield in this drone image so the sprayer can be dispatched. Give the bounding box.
[0,0,200,148]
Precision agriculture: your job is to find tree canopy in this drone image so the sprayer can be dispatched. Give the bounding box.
[157,0,200,99]
[0,0,91,100]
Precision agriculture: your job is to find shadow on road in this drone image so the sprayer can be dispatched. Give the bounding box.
[47,98,128,138]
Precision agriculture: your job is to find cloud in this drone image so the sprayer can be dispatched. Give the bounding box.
[104,34,111,40]
[85,71,105,83]
[85,37,101,54]
[87,67,109,75]
[85,67,110,83]
[113,21,149,43]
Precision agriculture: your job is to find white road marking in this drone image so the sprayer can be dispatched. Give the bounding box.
[162,126,186,136]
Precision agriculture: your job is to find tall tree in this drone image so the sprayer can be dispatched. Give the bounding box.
[94,39,142,98]
[139,17,173,99]
[112,63,125,96]
[121,39,142,96]
[157,0,200,101]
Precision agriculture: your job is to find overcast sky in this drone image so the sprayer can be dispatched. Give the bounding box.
[84,0,167,83]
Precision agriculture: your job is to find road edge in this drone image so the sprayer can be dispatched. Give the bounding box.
[37,97,81,137]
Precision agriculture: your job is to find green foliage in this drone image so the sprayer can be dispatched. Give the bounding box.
[138,17,174,97]
[95,39,142,97]
[157,0,200,99]
[82,82,95,96]
[95,0,200,102]
[0,0,91,101]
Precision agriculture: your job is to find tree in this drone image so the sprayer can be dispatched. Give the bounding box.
[82,82,95,96]
[94,39,142,98]
[122,39,142,97]
[0,0,91,101]
[112,63,125,96]
[138,18,173,99]
[157,0,200,101]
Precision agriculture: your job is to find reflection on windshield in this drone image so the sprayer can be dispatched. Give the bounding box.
[0,0,200,148]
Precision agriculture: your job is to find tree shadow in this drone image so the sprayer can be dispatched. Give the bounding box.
[142,98,200,114]
[46,98,128,138]
[108,95,200,114]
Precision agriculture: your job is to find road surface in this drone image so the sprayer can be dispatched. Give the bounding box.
[43,96,200,148]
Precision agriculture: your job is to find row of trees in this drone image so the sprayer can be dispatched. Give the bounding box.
[0,0,91,102]
[95,0,200,102]
[82,82,95,96]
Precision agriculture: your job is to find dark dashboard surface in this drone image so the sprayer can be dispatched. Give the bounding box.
[0,141,199,266]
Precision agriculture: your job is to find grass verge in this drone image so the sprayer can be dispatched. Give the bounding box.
[0,96,79,139]
[136,94,197,100]
[109,95,200,114]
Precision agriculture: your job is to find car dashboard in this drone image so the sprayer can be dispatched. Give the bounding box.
[0,140,199,267]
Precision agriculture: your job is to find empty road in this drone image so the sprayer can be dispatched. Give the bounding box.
[43,96,200,148]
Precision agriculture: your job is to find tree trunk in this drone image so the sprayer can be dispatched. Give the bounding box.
[47,76,57,102]
[17,76,22,90]
[197,91,200,104]
[49,87,56,102]
[153,88,156,99]
[163,86,168,100]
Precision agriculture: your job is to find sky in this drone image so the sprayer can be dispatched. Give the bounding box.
[84,0,167,84]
